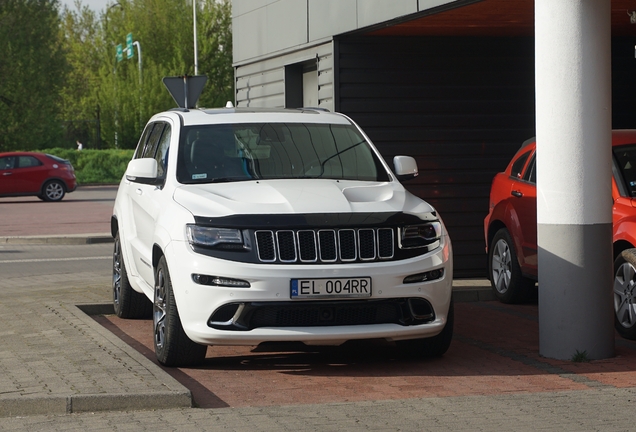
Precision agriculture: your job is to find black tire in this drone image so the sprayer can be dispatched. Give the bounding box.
[613,249,636,340]
[397,298,454,357]
[112,233,152,319]
[488,228,534,304]
[153,256,207,367]
[41,180,66,202]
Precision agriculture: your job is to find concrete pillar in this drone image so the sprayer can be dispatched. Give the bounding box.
[535,0,614,360]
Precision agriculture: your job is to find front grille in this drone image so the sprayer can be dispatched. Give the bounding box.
[209,298,435,330]
[251,301,400,327]
[254,228,394,263]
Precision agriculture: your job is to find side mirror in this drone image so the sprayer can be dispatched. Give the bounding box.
[125,158,159,185]
[393,156,419,182]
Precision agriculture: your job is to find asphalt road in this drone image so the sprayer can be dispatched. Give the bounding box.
[0,243,112,298]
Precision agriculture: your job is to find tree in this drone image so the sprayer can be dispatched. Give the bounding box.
[198,0,233,108]
[57,0,234,150]
[0,0,68,151]
[59,2,101,148]
[0,0,234,151]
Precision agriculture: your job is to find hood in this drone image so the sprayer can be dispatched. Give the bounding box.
[173,179,434,218]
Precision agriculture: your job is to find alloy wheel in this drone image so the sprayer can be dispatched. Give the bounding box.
[154,269,167,350]
[112,238,122,307]
[491,238,512,294]
[614,261,636,330]
[45,181,64,201]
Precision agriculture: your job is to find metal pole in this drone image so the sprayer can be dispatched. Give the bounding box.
[134,40,143,130]
[193,0,199,75]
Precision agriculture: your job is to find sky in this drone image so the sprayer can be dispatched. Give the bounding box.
[59,0,112,14]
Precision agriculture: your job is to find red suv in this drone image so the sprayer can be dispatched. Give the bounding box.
[0,152,77,201]
[484,130,636,340]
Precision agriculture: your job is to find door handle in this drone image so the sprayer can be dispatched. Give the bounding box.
[2,172,11,176]
[511,190,523,198]
[136,188,143,195]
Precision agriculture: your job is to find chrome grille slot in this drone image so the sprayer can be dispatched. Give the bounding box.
[378,228,394,259]
[338,229,357,261]
[276,230,297,262]
[318,230,337,262]
[358,229,376,260]
[255,231,276,262]
[297,230,317,262]
[254,227,396,264]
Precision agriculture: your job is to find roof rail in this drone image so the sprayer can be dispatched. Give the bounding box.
[301,107,330,112]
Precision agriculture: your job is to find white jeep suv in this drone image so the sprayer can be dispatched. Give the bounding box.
[112,105,453,367]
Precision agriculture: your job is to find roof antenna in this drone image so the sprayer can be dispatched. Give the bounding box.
[162,75,207,109]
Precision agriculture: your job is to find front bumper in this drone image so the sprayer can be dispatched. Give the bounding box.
[164,236,453,346]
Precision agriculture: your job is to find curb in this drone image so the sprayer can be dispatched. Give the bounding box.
[0,234,113,245]
[0,391,192,417]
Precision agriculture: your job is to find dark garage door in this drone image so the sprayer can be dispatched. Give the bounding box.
[335,35,636,278]
[335,36,536,277]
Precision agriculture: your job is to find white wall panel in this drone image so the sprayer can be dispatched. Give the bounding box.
[358,0,418,28]
[233,0,307,63]
[308,0,357,41]
[418,0,457,9]
[231,0,278,18]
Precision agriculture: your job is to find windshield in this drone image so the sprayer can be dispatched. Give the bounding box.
[176,123,390,184]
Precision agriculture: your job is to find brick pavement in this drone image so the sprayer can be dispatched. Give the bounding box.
[95,300,636,410]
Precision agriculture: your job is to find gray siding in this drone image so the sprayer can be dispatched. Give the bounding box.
[235,42,334,110]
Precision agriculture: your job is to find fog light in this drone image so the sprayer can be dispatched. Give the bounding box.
[192,274,250,287]
[403,268,444,284]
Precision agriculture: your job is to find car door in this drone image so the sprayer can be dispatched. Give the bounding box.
[126,121,171,285]
[515,153,538,271]
[12,156,45,194]
[612,144,636,244]
[503,149,537,274]
[0,156,17,194]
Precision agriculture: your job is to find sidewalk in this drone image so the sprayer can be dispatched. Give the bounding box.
[0,187,193,417]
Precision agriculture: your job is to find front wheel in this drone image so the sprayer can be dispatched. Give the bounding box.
[153,256,207,367]
[488,228,534,304]
[41,180,66,201]
[613,249,636,340]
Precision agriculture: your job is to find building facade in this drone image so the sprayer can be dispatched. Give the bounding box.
[231,0,636,277]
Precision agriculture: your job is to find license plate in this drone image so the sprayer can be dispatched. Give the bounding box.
[291,277,372,299]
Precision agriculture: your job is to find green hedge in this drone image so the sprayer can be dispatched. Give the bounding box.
[40,148,135,184]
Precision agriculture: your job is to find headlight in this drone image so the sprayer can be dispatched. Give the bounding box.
[399,222,442,249]
[186,225,244,249]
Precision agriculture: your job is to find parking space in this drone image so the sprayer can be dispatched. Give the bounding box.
[94,300,636,409]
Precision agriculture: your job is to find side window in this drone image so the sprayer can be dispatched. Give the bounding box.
[155,125,171,178]
[510,151,531,179]
[613,144,636,197]
[144,123,165,159]
[0,156,16,169]
[523,153,536,184]
[134,124,155,159]
[18,156,42,168]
